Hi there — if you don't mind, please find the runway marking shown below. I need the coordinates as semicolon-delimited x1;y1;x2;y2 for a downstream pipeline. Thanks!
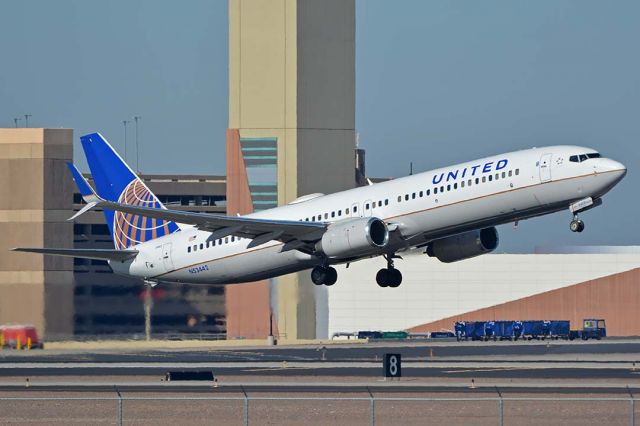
444;367;537;373
241;367;318;372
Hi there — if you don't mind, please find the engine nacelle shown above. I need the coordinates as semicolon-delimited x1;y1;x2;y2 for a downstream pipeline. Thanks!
426;227;499;263
316;217;389;258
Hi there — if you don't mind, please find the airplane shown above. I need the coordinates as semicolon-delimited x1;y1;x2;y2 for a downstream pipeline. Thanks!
14;133;626;288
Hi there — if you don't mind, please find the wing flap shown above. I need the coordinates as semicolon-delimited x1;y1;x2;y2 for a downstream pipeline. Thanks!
12;248;138;262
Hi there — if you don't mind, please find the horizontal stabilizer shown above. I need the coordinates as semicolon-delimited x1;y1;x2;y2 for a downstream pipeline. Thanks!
12;247;138;262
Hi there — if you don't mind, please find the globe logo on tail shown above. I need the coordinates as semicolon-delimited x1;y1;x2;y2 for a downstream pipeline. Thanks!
113;179;178;249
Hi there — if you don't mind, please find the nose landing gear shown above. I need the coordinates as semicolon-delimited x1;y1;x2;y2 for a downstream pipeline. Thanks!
376;254;403;288
570;217;585;233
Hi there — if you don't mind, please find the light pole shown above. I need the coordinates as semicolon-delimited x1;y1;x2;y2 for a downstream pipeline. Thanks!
13;118;21;128
122;120;130;162
133;116;141;172
24;114;32;128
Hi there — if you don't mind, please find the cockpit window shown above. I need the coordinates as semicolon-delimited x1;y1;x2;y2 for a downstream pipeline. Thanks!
570;152;600;163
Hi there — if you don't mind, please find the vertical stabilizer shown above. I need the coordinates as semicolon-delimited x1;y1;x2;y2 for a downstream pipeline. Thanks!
80;132;180;249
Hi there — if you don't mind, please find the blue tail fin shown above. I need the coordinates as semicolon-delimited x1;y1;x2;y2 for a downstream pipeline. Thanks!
80;132;180;250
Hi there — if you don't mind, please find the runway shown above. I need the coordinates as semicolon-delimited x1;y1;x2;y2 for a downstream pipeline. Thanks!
2;340;640;425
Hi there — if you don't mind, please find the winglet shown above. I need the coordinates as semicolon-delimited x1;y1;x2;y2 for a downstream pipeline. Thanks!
66;162;103;221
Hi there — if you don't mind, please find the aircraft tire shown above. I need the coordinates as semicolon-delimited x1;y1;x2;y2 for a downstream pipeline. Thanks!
376;269;389;287
388;269;402;288
311;266;327;286
324;267;338;286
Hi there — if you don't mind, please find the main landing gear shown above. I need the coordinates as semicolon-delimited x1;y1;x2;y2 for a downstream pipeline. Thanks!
311;265;337;286
376;254;402;288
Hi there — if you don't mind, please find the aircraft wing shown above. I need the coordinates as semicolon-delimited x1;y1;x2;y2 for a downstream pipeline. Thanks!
66;162;326;248
12;248;138;262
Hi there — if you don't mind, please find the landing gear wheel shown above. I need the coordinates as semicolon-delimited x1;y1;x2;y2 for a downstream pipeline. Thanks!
376;269;389;287
388;269;402;288
324;267;338;286
311;266;327;286
311;266;338;286
570;219;585;233
376;268;402;288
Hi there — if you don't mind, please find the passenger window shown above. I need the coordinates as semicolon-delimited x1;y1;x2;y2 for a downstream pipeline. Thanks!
405;194;409;201
434;187;438;194
482;176;486;183
384;199;389;206
447;185;451;191
200;243;204;250
489;175;493;182
468;179;472;186
346;208;350;215
440;186;444;193
331;211;336;218
218;239;222;245
213;240;216;246
502;172;506;178
454;183;458;189
187;246;191;253
426;189;430;196
193;245;197;252
495;173;499;180
475;178;480;184
206;241;210;248
515;169;520;176
412;193;416;199
225;237;228;244
338;210;342;216
419;191;423;197
354;206;359;212
508;170;513;177
461;181;465;188
231;237;235;242
324;213;328;219
397;196;402;202
378;200;382;207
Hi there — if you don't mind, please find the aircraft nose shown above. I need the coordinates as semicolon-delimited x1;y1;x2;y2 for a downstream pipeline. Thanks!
598;158;627;182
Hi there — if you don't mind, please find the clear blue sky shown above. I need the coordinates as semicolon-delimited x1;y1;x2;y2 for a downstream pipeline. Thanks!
1;1;638;251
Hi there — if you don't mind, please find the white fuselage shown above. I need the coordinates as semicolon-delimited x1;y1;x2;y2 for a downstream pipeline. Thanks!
110;145;626;284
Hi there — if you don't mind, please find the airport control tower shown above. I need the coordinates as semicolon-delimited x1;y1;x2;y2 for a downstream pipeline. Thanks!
226;0;356;340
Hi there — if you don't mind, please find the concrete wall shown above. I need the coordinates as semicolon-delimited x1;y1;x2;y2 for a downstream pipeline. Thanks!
227;0;355;340
0;129;74;337
325;251;640;337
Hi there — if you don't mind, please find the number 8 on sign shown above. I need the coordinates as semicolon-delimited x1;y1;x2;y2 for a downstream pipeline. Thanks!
384;353;402;378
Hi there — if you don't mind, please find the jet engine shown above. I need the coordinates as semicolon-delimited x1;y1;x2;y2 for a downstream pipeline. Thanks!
426;227;499;263
316;217;389;258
